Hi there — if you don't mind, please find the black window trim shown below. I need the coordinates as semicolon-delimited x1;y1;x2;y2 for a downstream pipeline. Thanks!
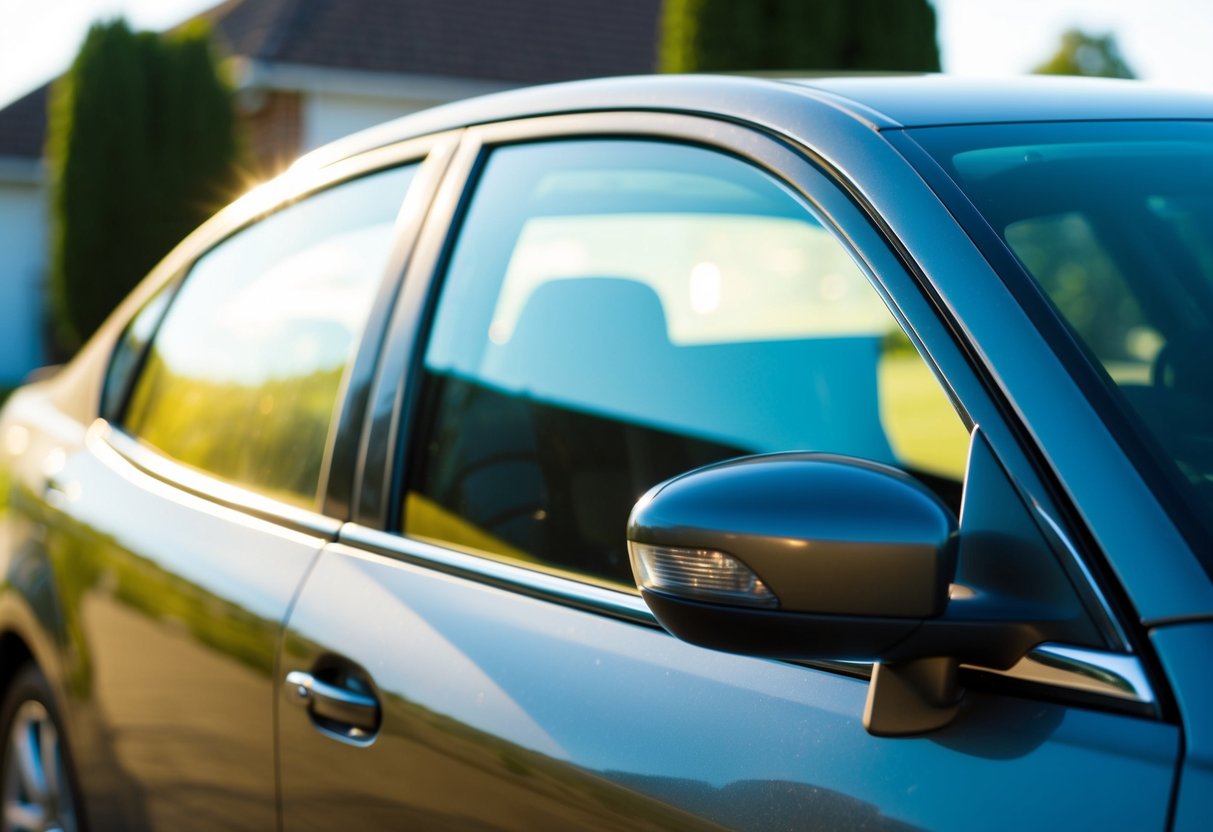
98;420;341;540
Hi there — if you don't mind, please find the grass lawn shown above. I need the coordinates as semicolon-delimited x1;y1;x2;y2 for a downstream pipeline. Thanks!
879;352;971;481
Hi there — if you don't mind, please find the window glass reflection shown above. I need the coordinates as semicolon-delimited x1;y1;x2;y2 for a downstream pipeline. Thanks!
1006;212;1160;383
408;141;966;587
124;165;416;508
912;123;1213;557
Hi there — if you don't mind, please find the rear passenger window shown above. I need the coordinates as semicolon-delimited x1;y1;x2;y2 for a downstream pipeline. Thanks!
121;164;417;508
406;140;967;587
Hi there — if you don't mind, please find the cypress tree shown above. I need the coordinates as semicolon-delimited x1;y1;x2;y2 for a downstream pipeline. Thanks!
660;0;940;74
47;18;240;354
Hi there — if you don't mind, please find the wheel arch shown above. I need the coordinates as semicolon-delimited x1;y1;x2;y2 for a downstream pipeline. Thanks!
0;630;34;694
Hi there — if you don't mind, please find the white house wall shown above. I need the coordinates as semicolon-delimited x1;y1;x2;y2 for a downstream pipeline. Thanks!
302;92;428;151
241;60;516;153
0;178;46;383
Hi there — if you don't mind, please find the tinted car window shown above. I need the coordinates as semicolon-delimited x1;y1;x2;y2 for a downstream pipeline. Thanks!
908;122;1213;560
405;140;967;587
1005;212;1160;382
122;164;417;508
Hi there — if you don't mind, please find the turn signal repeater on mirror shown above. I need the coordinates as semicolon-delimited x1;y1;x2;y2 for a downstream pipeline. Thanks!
628;542;780;608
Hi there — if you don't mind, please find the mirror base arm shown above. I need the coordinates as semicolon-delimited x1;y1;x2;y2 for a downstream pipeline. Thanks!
863;657;963;737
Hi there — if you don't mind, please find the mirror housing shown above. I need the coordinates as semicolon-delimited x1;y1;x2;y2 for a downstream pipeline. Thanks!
628;452;1057;736
629;453;957;620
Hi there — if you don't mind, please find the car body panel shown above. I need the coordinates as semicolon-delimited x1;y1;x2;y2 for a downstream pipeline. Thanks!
795;75;1213;126
0;414;327;830
1151;621;1213;831
278;536;1179;831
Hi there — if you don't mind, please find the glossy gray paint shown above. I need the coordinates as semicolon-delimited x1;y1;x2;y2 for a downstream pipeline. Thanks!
796;75;1213;126
280;537;1178;831
0;417;327;829
1150;622;1213;831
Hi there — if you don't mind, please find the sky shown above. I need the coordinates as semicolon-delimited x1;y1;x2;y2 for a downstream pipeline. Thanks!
0;0;1211;110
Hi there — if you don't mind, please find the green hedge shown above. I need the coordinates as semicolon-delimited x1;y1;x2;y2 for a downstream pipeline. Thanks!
661;0;940;73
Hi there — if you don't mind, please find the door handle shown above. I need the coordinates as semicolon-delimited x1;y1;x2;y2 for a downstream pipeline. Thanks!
285;670;380;736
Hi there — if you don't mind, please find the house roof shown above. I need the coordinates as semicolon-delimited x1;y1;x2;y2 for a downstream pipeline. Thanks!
203;0;660;84
0;85;51;161
0;0;661;160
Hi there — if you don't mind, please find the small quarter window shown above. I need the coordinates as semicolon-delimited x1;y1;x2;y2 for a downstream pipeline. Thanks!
101;282;178;421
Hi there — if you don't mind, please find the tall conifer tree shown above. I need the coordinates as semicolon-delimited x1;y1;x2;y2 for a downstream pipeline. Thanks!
47;18;240;353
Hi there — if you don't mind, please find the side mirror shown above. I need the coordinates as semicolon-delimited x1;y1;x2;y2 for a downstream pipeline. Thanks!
628;452;1053;736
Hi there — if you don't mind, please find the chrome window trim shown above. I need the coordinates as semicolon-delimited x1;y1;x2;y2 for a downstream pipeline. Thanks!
1032;505;1132;650
339;522;1158;711
338;522;656;626
975;644;1157;706
95;420;341;540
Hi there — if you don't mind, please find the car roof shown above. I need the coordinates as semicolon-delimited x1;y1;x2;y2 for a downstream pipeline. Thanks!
789;74;1213;127
296;74;1213;170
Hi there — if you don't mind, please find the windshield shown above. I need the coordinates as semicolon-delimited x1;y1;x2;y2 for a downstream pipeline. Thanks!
905;121;1213;554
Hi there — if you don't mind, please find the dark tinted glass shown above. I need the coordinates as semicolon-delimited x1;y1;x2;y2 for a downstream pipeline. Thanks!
123;164;416;508
406;140;966;587
909;121;1213;555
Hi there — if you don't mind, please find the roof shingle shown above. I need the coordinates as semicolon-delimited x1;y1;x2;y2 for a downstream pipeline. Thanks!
208;0;661;84
0;85;51;160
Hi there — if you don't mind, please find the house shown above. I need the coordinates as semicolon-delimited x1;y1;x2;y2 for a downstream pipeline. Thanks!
0;0;661;382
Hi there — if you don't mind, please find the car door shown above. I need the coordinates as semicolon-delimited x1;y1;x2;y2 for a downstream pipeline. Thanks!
7;143;446;830
276;114;1180;830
